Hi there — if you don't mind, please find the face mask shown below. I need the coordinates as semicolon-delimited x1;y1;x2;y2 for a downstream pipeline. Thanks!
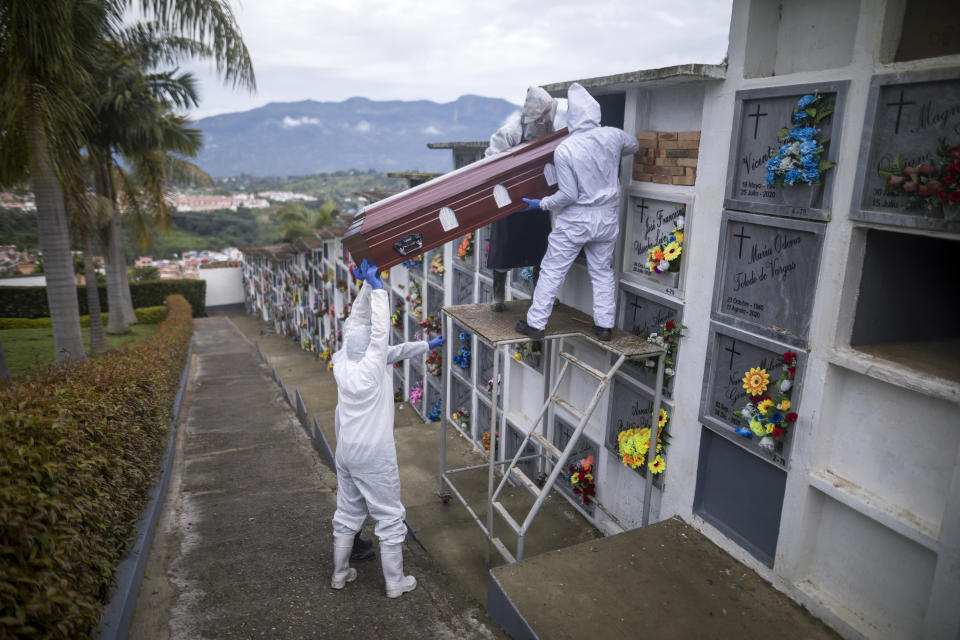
521;109;553;142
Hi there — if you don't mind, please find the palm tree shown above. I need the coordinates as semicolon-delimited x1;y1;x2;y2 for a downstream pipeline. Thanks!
277;201;339;242
0;0;122;364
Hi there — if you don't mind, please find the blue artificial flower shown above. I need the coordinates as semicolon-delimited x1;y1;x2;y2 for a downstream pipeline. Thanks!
766;170;777;185
802;167;821;183
770;413;784;423
796;94;817;109
785;169;801;185
668;235;676;243
458;332;469;340
799;140;819;156
790;127;818;141
801;154;819;170
792;110;809;123
766;157;781;172
735;427;754;439
778;143;794;156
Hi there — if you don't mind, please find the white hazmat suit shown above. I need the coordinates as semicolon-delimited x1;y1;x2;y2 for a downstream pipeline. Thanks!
330;281;427;596
525;83;639;331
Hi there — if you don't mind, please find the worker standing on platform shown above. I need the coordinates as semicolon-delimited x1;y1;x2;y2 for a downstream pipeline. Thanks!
330;259;444;597
515;83;638;342
484;86;567;312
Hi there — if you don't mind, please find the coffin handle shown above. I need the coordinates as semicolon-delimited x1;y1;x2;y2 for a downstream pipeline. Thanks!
393;233;424;256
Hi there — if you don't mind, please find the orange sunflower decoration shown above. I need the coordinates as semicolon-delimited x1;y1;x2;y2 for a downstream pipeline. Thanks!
742;366;770;396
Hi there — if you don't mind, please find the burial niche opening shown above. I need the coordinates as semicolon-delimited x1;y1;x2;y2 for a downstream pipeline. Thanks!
850;228;960;382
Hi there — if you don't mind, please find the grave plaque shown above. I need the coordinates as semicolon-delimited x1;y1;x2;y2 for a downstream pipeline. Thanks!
616;286;682;396
427;282;443;320
606;376;672;455
478;225;493;276
453;266;474;305
478;278;493;303
623;194;687;294
476;398;494;448
711;210;824;346
510;267;534;296
450;374;472;415
699;322;805;467
725;82;848;221
426;248;444;286
552;417;598;515
852;69;960;233
506;422;538;482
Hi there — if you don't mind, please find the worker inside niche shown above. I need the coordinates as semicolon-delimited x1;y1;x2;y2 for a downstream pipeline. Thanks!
483;86;567;311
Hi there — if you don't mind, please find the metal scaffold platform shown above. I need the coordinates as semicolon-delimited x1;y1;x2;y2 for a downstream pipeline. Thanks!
438;299;666;565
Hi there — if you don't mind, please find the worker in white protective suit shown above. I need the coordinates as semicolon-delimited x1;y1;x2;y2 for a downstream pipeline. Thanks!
330;259;444;597
515;83;639;342
484;86;567;312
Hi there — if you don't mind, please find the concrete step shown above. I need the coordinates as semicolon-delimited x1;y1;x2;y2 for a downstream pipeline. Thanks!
488;517;840;640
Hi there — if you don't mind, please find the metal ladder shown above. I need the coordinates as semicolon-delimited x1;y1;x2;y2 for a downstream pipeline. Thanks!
486;349;630;564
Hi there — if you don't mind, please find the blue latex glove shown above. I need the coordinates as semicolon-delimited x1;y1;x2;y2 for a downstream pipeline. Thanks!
351;258;370;280
520;197;541;212
428;335;445;349
365;264;384;290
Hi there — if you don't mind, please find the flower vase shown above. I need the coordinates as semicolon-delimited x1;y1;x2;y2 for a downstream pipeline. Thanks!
647;270;679;289
779;180;824;211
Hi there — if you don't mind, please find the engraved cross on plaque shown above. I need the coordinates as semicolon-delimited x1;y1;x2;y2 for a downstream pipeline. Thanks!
733;225;751;259
635;198;649;220
886;89;915;135
747;103;768;139
627;296;644;332
725;339;741;370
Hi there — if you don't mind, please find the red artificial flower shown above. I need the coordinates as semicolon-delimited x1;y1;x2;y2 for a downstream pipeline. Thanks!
750;395;763;404
665;321;675;330
785;412;798;422
940;191;948;201
950;191;960;203
787;367;796;379
573;487;581;495
782;351;797;363
772;427;783;438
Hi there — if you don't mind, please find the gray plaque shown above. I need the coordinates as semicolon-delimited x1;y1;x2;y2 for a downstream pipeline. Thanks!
453;266;474;305
478;277;493;303
426;248;444;286
510;266;534;295
699;322;806;468
623;195;687;294
478;225;493;276
426;282;443;321
711;210;824;346
852;69;960;233
453;233;476;270
616;285;682;396
450;374;472;415
725;82;848;220
476;397;495;449
606;376;670;487
505;422;538;482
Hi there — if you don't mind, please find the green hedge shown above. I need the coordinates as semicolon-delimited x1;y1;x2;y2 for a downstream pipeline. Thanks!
0;295;193;639
0;306;168;329
0;279;206;319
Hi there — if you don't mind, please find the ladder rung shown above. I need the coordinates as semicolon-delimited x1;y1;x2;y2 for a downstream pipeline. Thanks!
492;501;521;533
551;395;585;422
531;431;563;458
508;465;543;496
559;351;606;380
491;537;517;564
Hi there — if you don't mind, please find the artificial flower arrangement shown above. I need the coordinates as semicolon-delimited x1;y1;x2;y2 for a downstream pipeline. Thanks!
567;454;596;506
617;408;669;475
457;233;474;261
736;351;799;451
451;408;470;429
406;280;423;317
391;299;404;331
878;139;960;221
426;349;442;378
646;210;685;275
766;94;836;187
452;332;472;370
640;320;686;381
481;430;499;454
429;253;445;277
394;387;403;403
409;381;424;406
517;266;535;284
402;254;423;270
419;314;442;335
336;278;348;294
427;397;442;422
511;340;542;364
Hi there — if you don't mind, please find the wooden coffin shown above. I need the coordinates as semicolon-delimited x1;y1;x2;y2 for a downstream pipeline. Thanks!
343;128;567;270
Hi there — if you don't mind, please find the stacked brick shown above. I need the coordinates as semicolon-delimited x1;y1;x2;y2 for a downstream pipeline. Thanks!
632;130;701;186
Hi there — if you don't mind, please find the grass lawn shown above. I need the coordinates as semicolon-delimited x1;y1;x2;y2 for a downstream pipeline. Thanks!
2;324;158;379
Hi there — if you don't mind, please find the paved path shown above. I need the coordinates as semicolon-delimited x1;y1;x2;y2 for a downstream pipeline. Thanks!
131;317;500;639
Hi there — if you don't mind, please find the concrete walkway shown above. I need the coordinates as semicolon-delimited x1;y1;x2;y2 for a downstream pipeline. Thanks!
130;316;503;639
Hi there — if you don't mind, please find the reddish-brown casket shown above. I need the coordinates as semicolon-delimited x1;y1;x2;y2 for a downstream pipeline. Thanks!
342;128;567;270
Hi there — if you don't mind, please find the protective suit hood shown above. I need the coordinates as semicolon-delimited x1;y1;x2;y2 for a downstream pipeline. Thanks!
521;85;556;141
566;83;600;134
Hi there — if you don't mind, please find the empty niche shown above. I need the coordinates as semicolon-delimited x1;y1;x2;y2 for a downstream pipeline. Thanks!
850;229;960;383
493;184;512;208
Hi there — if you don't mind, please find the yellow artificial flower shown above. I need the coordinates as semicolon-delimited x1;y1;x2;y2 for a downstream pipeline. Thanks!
766;423;775;434
749;417;765;438
674;231;684;243
757;398;775;415
658;408;669;427
570;472;580;484
663;241;682;261
584;473;594;482
649;455;666;474
742;367;770;395
513;352;522;361
779;399;791;411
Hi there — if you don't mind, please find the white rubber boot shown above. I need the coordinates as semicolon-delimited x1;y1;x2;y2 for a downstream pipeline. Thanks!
331;533;358;589
380;542;417;598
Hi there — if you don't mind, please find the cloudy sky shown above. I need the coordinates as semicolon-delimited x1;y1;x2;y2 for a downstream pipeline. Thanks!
184;0;733;119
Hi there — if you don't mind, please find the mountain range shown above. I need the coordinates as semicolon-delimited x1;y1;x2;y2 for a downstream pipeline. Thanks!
191;95;519;178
